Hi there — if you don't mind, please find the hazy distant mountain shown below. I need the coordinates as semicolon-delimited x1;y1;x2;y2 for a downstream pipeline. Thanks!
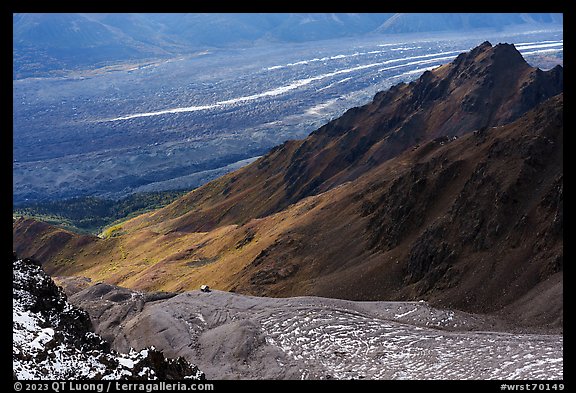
376;13;563;34
13;13;562;78
13;13;184;77
262;13;395;42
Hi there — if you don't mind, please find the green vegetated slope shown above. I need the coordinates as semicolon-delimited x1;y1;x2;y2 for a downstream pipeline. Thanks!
13;190;187;235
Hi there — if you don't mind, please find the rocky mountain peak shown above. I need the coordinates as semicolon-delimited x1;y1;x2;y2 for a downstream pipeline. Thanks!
446;41;529;82
460;40;526;63
470;40;493;54
492;42;527;60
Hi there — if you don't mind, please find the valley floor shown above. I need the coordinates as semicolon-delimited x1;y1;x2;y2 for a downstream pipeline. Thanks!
59;280;563;380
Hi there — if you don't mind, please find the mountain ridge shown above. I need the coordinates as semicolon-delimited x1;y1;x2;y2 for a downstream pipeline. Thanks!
13;42;563;330
116;41;562;234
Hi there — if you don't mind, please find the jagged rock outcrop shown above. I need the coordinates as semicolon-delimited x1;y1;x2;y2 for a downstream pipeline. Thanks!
13;253;205;380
